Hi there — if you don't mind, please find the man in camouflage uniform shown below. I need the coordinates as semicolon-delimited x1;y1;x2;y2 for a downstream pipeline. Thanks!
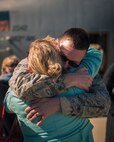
9;28;111;124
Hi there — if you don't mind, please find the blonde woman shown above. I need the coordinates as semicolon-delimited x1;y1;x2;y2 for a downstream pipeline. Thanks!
4;34;103;142
28;38;63;78
0;55;19;80
4;38;64;142
0;55;19;135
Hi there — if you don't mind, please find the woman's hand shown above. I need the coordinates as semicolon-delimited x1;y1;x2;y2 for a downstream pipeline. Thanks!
65;67;93;90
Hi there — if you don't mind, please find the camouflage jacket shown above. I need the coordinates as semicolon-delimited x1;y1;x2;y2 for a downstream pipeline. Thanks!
9;58;111;117
60;74;111;117
9;58;65;100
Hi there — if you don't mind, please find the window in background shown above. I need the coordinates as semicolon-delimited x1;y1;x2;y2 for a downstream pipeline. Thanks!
0;11;10;31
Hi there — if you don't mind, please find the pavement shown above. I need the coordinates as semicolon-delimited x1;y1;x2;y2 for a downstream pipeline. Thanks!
90;117;107;142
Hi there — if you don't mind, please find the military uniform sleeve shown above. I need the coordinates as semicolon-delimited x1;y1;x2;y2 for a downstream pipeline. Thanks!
9;58;65;101
60;74;111;117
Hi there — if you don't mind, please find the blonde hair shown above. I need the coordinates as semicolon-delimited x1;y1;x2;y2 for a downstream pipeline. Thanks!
28;37;63;78
1;55;19;74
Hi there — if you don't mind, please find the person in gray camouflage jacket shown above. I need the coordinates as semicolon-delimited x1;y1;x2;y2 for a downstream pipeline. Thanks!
9;28;111;123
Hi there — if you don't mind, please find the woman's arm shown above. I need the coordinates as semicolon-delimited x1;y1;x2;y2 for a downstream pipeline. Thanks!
60;47;103;96
76;47;103;77
9;48;102;101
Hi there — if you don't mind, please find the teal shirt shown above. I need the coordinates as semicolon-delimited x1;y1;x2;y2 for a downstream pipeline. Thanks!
4;48;102;142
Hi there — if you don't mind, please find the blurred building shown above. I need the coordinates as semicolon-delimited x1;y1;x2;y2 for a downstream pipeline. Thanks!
0;0;114;73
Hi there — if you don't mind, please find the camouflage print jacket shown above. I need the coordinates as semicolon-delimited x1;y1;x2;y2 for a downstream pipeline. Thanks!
9;58;111;117
9;58;65;101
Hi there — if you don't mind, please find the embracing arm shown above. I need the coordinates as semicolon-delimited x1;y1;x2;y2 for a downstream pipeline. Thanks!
25;74;110;124
9;58;65;101
60;74;111;117
9;58;92;101
78;47;103;77
9;48;101;101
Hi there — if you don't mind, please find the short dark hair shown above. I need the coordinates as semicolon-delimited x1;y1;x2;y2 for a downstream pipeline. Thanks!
62;28;90;50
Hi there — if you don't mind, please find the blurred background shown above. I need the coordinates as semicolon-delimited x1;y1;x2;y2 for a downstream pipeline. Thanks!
0;0;114;141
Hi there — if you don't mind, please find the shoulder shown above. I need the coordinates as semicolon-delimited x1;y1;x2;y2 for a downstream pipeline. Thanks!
16;58;28;68
87;47;102;56
5;89;30;113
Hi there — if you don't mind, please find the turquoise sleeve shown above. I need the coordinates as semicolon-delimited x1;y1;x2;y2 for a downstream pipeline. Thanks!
78;47;103;77
3;89;13;113
61;48;103;97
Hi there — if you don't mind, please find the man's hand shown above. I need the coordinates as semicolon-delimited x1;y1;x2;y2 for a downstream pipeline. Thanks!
64;67;93;90
25;97;60;126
